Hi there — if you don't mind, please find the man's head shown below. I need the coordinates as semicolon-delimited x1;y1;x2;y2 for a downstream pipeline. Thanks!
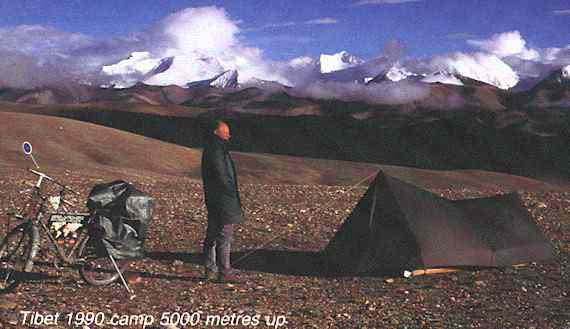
213;120;231;141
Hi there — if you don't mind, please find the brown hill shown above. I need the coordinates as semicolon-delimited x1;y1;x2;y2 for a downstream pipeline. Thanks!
0;111;563;191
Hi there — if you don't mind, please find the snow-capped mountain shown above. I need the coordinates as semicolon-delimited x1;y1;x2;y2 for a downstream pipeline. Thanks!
102;52;226;88
523;65;570;108
532;65;570;88
102;48;529;93
562;65;570;80
367;65;421;84
421;71;464;86
187;70;239;89
319;51;363;74
442;55;519;90
210;70;238;88
149;56;174;76
102;52;163;88
240;78;291;91
143;55;224;87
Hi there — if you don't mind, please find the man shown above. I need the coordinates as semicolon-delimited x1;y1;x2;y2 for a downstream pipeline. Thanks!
201;119;244;283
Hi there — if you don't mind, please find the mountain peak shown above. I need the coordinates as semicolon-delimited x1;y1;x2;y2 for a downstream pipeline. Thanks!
366;65;419;84
562;65;570;80
319;51;363;74
385;65;417;82
421;70;464;86
210;70;239;88
187;69;239;89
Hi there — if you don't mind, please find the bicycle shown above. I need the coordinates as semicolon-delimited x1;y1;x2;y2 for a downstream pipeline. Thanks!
0;169;129;293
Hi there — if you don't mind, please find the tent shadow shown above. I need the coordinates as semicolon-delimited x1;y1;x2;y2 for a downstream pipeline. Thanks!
146;251;201;264
147;250;401;278
235;250;403;278
233;250;403;278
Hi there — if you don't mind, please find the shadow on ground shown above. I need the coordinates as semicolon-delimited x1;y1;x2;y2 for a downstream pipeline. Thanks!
146;250;399;278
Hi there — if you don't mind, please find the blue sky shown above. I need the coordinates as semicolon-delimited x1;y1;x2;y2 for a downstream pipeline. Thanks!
1;0;569;61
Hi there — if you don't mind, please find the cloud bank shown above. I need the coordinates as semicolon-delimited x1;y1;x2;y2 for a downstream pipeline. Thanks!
0;7;568;96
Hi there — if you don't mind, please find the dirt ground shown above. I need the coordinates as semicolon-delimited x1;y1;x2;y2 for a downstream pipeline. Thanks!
0;168;569;329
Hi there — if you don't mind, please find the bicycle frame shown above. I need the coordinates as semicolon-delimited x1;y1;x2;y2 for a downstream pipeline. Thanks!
10;169;90;267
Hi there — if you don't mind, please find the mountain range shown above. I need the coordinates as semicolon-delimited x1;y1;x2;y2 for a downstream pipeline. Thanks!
1;63;568;112
0;54;568;183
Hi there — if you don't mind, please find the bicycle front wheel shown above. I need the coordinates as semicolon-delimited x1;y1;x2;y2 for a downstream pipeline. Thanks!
0;223;35;293
77;236;130;286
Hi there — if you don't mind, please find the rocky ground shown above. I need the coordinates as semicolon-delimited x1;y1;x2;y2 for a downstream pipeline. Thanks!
0;167;569;329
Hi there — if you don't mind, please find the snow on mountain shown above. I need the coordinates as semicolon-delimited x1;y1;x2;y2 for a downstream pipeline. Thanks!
102;51;227;88
366;65;421;84
240;77;291;91
562;64;570;80
210;70;238;88
102;52;160;76
319;51;363;74
143;55;224;87
385;66;417;82
439;53;519;90
421;71;464;86
188;70;239;89
101;52;163;88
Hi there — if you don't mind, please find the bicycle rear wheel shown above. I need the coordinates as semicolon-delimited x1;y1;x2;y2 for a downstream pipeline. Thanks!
0;223;34;293
77;236;129;286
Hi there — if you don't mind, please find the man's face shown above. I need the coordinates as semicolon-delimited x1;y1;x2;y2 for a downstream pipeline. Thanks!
214;122;231;141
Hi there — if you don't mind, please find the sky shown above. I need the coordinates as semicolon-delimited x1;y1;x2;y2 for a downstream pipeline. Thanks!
1;0;568;60
0;0;568;88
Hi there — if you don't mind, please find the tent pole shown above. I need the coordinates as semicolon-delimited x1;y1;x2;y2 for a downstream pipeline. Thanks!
404;268;459;277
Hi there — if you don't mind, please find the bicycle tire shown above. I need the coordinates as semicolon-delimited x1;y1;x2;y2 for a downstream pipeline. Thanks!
77;235;130;286
0;223;37;293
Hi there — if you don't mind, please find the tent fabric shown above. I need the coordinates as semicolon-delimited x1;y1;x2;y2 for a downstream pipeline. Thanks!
86;180;154;259
322;171;554;274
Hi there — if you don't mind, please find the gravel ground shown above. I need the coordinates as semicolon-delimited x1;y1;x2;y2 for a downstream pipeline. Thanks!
0;168;568;329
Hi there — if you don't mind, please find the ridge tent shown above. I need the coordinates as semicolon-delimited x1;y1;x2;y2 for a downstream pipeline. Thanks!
322;171;554;274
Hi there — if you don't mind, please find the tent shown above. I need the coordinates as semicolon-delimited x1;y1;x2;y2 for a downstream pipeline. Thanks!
322;171;554;274
87;180;154;260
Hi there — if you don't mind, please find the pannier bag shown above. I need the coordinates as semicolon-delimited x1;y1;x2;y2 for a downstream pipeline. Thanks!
86;180;154;259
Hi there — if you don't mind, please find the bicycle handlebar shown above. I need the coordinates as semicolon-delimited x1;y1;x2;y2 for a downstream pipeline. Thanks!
28;169;79;194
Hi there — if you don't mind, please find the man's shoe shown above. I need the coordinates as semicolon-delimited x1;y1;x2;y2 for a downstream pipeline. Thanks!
217;272;240;283
203;269;218;281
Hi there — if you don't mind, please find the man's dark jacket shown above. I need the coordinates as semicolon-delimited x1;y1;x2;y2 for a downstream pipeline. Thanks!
201;136;244;224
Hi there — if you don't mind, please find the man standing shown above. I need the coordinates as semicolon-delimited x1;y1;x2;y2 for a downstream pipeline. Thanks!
201;120;244;283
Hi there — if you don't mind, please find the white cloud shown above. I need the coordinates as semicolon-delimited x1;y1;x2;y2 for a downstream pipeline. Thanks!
467;31;539;61
153;7;240;57
300;80;430;105
0;25;93;57
246;17;338;31
306;17;339;25
552;9;570;15
0;24;144;87
354;0;422;5
104;6;291;87
289;56;317;68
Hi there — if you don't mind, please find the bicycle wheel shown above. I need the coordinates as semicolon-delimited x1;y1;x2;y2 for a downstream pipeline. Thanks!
0;223;34;292
77;236;129;286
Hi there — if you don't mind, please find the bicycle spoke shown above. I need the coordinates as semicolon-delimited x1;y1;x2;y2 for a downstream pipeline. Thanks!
0;225;32;291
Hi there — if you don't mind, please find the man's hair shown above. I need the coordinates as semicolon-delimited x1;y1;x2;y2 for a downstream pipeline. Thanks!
203;119;227;137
